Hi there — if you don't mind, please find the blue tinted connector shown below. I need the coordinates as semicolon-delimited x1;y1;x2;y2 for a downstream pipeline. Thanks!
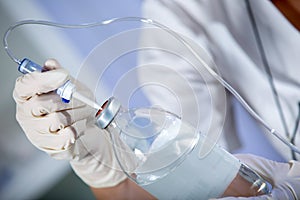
18;58;76;103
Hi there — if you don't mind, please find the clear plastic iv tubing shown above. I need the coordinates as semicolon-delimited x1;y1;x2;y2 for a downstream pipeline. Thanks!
3;17;300;154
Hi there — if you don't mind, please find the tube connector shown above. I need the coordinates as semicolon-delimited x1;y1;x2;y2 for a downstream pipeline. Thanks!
238;164;272;195
18;58;76;103
18;58;43;73
56;80;76;103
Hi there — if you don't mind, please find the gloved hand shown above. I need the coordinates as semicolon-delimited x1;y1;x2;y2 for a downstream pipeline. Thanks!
213;154;300;200
13;59;136;188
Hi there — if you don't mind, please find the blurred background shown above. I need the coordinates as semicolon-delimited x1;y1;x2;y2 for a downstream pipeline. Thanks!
0;0;285;199
0;1;142;199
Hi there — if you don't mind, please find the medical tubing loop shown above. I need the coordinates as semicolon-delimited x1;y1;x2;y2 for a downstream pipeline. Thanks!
3;17;300;154
3;18;150;64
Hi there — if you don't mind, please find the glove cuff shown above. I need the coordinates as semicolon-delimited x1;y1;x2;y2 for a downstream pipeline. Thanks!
69;125;137;188
70;158;128;188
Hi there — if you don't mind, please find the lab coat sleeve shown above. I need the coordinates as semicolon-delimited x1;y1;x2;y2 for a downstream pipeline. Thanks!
139;0;300;161
211;0;300;161
202;0;300;161
137;0;241;153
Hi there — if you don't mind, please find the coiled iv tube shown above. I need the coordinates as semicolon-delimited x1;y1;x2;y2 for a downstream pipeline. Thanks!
3;16;300;154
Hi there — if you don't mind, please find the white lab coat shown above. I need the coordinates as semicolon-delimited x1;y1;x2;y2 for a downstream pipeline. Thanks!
137;0;300;160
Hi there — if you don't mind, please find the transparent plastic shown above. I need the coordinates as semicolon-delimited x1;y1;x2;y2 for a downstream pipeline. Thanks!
112;107;200;185
96;97;271;199
3;17;300;154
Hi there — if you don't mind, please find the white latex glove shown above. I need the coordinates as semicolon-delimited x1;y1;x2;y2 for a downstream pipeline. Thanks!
212;154;300;200
13;59;136;188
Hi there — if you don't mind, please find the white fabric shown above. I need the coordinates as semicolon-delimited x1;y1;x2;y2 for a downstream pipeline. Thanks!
138;0;300;161
13;59;136;188
138;0;300;198
213;154;300;199
142;134;241;199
